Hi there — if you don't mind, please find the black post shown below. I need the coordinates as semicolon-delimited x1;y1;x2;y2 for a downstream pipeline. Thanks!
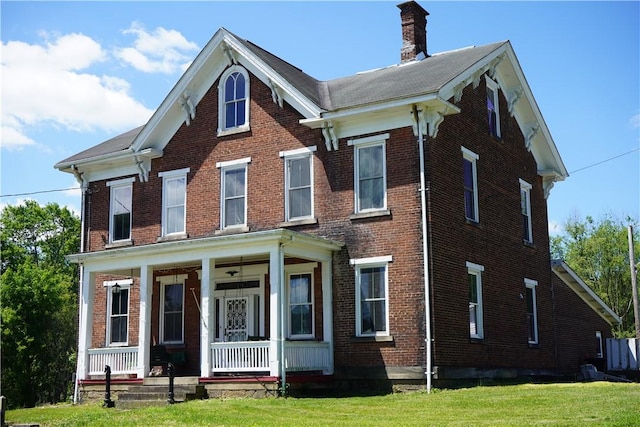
103;365;115;408
167;362;175;404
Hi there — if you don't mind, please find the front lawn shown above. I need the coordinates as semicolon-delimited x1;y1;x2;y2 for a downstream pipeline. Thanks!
6;382;640;426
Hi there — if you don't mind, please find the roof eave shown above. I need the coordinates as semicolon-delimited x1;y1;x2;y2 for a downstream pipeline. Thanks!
551;259;622;326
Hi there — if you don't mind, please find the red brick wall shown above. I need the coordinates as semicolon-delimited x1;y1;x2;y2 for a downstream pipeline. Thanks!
84;66;571;379
426;75;556;372
552;274;613;374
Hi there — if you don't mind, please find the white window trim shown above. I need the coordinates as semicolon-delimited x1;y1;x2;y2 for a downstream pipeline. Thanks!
486;76;501;138
285;262;318;339
348;134;389;214
286;270;315;340
280;147;316;222
107;178;135;244
462;147;480;223
520;179;533;243
218;65;251;136
351;255;392;337
158;274;188;345
595;331;603;358
217;158;251;229
158;168;190;237
103;279;133;347
466;262;485;339
525;278;538;344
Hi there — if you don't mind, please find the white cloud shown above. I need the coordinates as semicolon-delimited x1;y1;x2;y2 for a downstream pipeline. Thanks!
115;22;199;74
1;32;153;151
631;113;640;129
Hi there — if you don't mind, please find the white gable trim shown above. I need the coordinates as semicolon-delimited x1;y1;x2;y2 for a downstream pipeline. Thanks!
128;29;323;158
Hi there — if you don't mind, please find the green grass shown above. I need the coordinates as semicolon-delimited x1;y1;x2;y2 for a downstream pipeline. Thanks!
6;382;640;426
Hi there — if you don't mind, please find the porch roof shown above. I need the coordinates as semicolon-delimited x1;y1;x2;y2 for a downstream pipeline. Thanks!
67;229;344;267
551;259;621;326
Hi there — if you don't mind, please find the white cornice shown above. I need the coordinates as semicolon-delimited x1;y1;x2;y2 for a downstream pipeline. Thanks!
67;228;344;270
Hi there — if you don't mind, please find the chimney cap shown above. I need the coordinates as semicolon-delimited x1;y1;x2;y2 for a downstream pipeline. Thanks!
397;1;430;17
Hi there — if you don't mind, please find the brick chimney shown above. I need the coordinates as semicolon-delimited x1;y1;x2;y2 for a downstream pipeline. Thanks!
397;1;429;62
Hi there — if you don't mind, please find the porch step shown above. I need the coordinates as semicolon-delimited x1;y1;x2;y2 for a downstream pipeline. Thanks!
115;383;207;408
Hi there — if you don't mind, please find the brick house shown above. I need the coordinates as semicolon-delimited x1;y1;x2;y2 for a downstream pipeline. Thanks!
56;1;620;397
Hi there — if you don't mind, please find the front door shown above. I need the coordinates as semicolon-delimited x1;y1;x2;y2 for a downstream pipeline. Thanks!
224;296;248;342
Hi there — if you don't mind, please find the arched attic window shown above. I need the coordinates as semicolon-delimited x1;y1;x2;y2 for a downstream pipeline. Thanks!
218;65;250;136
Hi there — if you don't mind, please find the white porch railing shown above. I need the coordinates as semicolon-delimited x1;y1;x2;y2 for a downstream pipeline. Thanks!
211;341;271;372
210;341;331;373
285;341;331;371
88;346;139;375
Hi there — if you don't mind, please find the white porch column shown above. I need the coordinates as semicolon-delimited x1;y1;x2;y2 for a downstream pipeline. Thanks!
76;269;95;381
321;259;334;375
136;264;152;379
200;257;215;377
269;245;281;377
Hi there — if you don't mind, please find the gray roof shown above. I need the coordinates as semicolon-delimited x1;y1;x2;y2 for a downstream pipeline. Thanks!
57;125;143;166
56;32;506;167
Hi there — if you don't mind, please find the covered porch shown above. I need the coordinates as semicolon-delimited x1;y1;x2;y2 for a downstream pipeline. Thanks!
71;229;343;385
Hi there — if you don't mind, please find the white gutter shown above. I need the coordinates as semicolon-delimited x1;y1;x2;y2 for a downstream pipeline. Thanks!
70;165;87;404
414;106;433;392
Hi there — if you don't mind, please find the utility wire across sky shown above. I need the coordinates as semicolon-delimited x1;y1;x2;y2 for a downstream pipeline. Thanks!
1;147;639;199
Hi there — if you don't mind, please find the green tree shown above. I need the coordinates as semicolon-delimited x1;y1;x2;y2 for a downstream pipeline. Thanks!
0;201;80;408
551;213;639;337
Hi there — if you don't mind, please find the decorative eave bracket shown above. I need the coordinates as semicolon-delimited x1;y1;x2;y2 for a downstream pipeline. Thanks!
322;121;338;151
178;90;196;126
134;155;150;182
487;53;506;79
507;85;524;116
412;102;459;138
525;122;540;152
222;41;238;65
268;78;284;108
539;170;563;199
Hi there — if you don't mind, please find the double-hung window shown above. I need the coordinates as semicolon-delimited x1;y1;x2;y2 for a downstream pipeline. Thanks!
288;273;314;338
105;279;132;346
218;65;250;135
280;146;316;222
159;274;187;344
159;168;189;237
107;178;134;243
486;76;501;138
462;147;479;222
595;331;603;358
217;157;250;229
525;278;538;344
467;262;484;339
520;179;533;243
348;134;388;213
351;255;392;337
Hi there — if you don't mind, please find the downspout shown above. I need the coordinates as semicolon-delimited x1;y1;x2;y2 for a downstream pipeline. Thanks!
70;165;87;404
414;106;433;393
279;237;295;396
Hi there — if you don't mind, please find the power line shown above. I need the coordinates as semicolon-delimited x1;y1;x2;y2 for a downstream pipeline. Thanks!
0;187;79;198
570;147;640;174
2;147;638;198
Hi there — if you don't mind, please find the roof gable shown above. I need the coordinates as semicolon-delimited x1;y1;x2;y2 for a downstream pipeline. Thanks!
56;28;567;191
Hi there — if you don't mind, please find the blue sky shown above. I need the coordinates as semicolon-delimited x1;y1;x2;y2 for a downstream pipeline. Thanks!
1;1;639;234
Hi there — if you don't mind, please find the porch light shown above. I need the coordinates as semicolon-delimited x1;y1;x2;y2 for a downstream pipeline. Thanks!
112;283;121;294
226;270;239;277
